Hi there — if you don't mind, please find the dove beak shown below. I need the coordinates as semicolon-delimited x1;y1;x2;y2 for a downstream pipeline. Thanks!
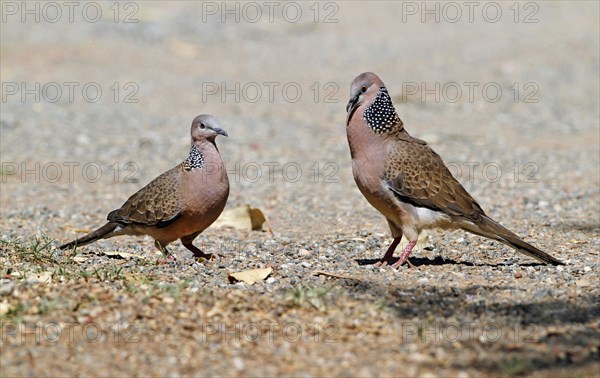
212;127;228;137
346;94;360;124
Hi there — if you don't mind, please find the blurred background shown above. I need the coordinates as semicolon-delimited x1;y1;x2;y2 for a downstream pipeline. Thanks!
1;2;599;377
2;1;598;238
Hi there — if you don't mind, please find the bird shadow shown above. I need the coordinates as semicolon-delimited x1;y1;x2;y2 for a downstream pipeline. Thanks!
355;256;547;267
355;256;470;267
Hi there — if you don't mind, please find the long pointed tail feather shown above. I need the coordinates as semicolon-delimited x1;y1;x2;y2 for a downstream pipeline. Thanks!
59;222;119;250
461;216;563;265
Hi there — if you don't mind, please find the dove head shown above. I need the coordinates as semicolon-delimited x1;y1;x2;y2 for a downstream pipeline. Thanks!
191;114;228;144
346;72;402;134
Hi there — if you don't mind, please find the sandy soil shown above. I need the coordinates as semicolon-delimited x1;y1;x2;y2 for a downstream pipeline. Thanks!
1;2;599;377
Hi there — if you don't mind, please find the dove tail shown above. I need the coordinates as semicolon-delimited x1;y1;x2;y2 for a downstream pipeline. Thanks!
59;222;119;250
462;216;563;265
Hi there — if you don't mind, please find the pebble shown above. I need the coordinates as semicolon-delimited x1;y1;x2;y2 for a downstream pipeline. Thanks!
232;358;245;370
576;279;591;287
514;271;523;279
534;288;553;299
0;281;15;296
0;301;12;316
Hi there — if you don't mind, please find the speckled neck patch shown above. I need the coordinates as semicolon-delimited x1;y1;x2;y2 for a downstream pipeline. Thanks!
184;145;204;170
363;86;401;134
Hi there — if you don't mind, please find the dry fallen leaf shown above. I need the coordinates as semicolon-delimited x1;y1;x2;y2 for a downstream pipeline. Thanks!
571;239;588;245
211;205;272;233
227;267;272;285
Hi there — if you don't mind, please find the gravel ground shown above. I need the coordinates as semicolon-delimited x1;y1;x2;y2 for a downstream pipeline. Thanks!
1;1;599;377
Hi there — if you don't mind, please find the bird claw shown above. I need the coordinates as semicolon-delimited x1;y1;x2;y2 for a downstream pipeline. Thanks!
194;252;217;261
373;259;393;268
390;258;415;269
372;255;416;269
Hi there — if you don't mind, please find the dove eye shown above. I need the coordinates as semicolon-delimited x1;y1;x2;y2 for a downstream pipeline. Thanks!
361;85;368;93
200;123;206;129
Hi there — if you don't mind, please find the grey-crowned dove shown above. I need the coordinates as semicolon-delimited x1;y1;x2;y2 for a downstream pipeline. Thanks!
60;114;229;259
345;72;563;267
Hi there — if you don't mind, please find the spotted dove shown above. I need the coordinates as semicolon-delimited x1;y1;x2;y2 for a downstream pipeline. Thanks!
60;114;229;259
345;72;562;267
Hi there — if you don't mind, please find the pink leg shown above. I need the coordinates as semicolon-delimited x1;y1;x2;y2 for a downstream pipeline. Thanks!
391;240;417;269
374;237;402;267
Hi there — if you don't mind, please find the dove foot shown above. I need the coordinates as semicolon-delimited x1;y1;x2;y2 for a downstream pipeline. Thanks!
193;253;216;261
374;257;416;269
154;240;177;259
182;241;215;261
390;240;417;269
372;237;401;268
